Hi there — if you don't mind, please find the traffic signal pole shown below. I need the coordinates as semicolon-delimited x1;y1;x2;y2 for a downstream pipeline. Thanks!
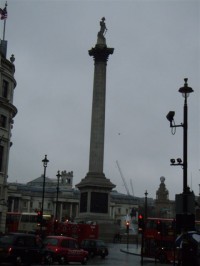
138;214;144;264
126;221;129;250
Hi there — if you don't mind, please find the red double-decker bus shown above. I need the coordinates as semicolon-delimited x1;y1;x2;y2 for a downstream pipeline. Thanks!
48;221;99;244
142;217;200;263
5;212;99;244
142;217;177;263
5;212;51;234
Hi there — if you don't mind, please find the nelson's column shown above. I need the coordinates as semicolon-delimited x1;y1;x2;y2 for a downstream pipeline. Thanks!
76;18;116;232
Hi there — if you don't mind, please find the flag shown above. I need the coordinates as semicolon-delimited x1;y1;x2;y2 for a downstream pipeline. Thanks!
0;7;7;20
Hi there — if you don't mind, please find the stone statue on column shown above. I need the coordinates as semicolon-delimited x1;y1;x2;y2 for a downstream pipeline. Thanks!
97;17;107;45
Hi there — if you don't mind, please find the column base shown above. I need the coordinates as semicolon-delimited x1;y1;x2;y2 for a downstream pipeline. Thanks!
76;172;115;190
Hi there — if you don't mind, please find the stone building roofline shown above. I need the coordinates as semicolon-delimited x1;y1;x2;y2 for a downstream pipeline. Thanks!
27;174;53;186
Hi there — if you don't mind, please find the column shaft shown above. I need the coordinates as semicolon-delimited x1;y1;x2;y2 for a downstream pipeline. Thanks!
89;61;107;173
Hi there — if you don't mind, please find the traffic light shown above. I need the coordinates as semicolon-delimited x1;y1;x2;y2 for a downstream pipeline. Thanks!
54;219;59;231
138;214;144;233
37;211;42;223
126;221;130;234
156;220;162;234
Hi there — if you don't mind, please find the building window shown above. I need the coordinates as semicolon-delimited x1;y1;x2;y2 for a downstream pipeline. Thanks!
23;201;27;208
0;146;4;172
2;80;9;98
0;115;6;128
118;208;121;214
47;203;51;209
12;198;19;212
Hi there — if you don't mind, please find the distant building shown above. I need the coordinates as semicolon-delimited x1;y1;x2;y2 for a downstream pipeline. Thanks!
5;173;179;235
7;171;79;221
154;176;175;218
110;190;140;226
0;40;18;233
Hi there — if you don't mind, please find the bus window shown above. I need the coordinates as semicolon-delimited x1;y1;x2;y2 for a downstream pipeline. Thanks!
18;213;51;233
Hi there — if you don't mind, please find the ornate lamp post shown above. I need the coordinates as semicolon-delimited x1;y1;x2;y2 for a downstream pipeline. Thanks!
41;155;49;233
55;170;61;221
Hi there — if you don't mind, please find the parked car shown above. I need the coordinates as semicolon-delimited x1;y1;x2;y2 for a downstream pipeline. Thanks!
43;235;89;264
80;239;108;258
0;232;52;266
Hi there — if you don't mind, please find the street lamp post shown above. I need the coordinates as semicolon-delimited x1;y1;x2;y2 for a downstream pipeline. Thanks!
144;190;148;223
166;78;193;221
55;170;61;221
41;154;49;234
179;78;193;196
141;191;148;265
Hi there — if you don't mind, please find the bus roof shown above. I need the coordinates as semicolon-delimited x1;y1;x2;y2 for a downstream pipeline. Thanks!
147;217;174;221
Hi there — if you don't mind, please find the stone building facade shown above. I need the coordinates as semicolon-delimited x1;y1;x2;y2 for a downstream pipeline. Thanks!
7;171;78;221
0;40;17;232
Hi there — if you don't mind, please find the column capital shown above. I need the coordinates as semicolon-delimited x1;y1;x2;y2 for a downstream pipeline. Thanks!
89;44;114;62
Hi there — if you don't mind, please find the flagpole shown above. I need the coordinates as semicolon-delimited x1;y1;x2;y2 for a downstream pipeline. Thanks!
2;1;7;41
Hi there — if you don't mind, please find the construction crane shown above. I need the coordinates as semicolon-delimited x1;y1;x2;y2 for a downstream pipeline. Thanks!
116;160;130;196
130;179;134;196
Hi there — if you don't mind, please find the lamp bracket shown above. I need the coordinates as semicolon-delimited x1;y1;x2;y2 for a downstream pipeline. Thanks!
170;123;183;128
170;163;184;166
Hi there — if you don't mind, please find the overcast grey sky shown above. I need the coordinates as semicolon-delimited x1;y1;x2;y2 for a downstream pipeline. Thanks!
3;0;199;200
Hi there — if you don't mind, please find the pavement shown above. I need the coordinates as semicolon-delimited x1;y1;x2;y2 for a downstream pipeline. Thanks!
120;244;141;256
120;245;167;265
